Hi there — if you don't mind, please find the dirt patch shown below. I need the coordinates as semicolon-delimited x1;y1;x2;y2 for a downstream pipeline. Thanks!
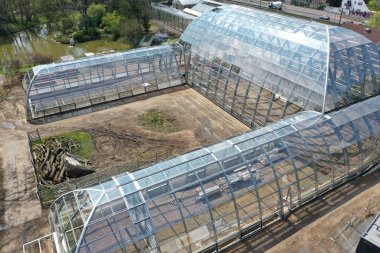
0;213;49;253
89;127;197;170
225;169;380;253
264;171;380;253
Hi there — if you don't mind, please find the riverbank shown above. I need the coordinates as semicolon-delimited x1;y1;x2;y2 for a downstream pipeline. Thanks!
0;24;132;64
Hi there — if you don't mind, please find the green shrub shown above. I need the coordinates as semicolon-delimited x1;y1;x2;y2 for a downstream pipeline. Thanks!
102;12;121;33
88;3;107;26
61;17;75;34
120;18;143;46
102;12;121;40
73;28;100;42
329;0;342;7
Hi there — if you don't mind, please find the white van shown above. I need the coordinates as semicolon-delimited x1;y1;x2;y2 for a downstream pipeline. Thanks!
268;1;283;10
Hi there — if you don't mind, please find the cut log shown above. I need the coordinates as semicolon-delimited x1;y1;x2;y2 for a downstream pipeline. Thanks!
39;176;52;187
32;135;93;185
53;167;61;183
49;163;58;180
39;147;51;170
45;161;53;176
57;167;66;183
37;167;46;179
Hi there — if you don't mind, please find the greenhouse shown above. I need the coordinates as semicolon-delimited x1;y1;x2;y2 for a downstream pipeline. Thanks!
44;95;380;253
151;3;195;33
173;0;202;10
22;4;380;253
23;45;182;122
180;5;380;127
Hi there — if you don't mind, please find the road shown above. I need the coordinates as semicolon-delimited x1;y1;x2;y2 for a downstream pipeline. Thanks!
218;0;365;24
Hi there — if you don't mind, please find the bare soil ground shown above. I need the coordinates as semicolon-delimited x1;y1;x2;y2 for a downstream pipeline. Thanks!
0;85;249;252
37;86;249;172
225;169;380;253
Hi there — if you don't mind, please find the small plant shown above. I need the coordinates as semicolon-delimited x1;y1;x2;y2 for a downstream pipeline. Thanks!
138;108;179;133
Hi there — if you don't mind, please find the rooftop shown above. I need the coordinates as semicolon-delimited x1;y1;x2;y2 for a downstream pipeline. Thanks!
362;212;380;249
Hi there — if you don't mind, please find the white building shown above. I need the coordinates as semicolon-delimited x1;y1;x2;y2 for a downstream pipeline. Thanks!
341;0;370;15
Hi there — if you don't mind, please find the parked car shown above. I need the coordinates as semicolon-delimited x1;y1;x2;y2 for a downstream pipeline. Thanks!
268;1;282;10
319;15;330;20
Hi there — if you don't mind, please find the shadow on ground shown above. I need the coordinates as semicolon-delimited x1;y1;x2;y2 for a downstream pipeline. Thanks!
224;169;380;253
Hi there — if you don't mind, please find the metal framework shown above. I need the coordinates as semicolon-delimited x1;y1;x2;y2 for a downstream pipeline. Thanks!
151;3;195;33
180;5;380;127
48;95;380;253
24;45;182;122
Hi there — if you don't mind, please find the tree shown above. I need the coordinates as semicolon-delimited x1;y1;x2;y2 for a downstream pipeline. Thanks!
368;0;380;10
369;12;380;27
368;0;380;27
329;0;343;7
120;18;143;46
102;12;121;33
87;3;106;26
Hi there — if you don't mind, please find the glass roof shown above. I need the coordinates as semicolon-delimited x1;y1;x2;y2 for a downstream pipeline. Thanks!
191;3;218;13
30;45;174;78
150;3;196;20
49;94;380;253
180;5;380;113
173;0;201;6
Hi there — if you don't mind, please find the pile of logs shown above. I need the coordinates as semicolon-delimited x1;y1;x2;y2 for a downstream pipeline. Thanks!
32;137;94;186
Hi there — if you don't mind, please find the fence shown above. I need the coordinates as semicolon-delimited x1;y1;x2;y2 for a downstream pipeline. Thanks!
329;196;380;253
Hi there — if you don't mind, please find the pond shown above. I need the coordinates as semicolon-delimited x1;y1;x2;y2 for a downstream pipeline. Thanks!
0;24;131;64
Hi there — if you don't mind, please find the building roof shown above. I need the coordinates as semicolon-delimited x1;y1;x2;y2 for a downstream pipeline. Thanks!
151;3;196;20
361;211;380;249
173;0;201;7
180;5;380;113
191;3;218;13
